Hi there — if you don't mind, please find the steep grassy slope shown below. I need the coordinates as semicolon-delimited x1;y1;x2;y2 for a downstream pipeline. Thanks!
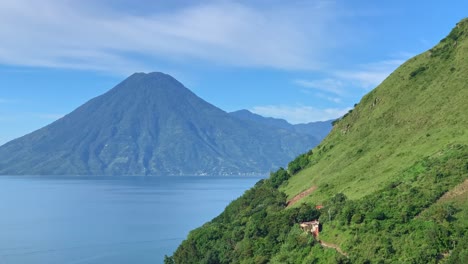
168;19;468;263
283;18;468;203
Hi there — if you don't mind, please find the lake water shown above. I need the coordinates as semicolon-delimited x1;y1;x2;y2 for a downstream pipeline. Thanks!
0;176;262;264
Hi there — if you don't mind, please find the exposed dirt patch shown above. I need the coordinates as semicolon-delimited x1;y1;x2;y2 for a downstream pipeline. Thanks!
438;179;468;202
319;240;348;257
417;179;468;218
286;186;317;207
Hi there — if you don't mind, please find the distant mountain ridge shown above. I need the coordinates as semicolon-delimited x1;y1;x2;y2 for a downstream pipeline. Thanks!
0;72;331;176
229;110;333;141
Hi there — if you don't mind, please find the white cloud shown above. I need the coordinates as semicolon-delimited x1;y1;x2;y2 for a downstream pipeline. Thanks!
314;93;342;103
328;97;342;103
0;0;348;74
335;59;406;89
294;78;346;96
335;71;389;89
294;58;408;101
250;105;351;124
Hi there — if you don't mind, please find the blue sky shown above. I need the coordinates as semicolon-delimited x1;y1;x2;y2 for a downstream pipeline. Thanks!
0;0;467;145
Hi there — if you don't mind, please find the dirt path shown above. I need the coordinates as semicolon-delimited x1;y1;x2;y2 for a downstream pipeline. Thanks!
416;179;468;218
438;179;468;202
319;240;348;257
286;186;317;207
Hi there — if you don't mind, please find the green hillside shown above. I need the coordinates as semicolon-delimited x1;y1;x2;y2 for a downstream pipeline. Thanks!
283;17;468;204
167;19;468;263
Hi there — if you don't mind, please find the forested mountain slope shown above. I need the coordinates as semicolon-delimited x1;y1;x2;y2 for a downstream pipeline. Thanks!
168;18;468;263
0;72;322;176
230;109;333;142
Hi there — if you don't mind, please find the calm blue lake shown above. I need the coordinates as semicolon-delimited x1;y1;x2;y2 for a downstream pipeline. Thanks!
0;175;262;264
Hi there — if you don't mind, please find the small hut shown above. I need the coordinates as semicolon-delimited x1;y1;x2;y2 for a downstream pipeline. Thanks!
299;220;320;238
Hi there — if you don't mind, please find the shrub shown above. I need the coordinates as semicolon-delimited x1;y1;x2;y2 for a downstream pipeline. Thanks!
269;168;290;188
410;66;428;78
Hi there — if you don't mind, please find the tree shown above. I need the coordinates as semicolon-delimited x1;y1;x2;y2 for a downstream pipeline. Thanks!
164;255;174;264
269;168;290;188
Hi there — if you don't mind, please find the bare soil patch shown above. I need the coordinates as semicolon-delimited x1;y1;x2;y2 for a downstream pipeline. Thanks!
438;179;468;202
286;186;317;207
319;240;348;257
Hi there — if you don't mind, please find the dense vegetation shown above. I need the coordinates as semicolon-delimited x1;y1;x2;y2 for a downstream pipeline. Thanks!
167;145;467;263
317;144;468;263
166;169;330;264
167;19;468;263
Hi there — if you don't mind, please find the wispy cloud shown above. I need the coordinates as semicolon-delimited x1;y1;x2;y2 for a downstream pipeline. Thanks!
0;0;352;74
294;78;346;96
251;105;351;124
335;59;406;89
294;57;408;102
315;93;342;104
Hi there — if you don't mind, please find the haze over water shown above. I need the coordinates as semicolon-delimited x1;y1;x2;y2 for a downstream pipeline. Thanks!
0;176;262;264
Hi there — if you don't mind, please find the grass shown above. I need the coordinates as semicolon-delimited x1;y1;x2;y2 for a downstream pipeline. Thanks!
168;18;468;264
282;19;468;204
